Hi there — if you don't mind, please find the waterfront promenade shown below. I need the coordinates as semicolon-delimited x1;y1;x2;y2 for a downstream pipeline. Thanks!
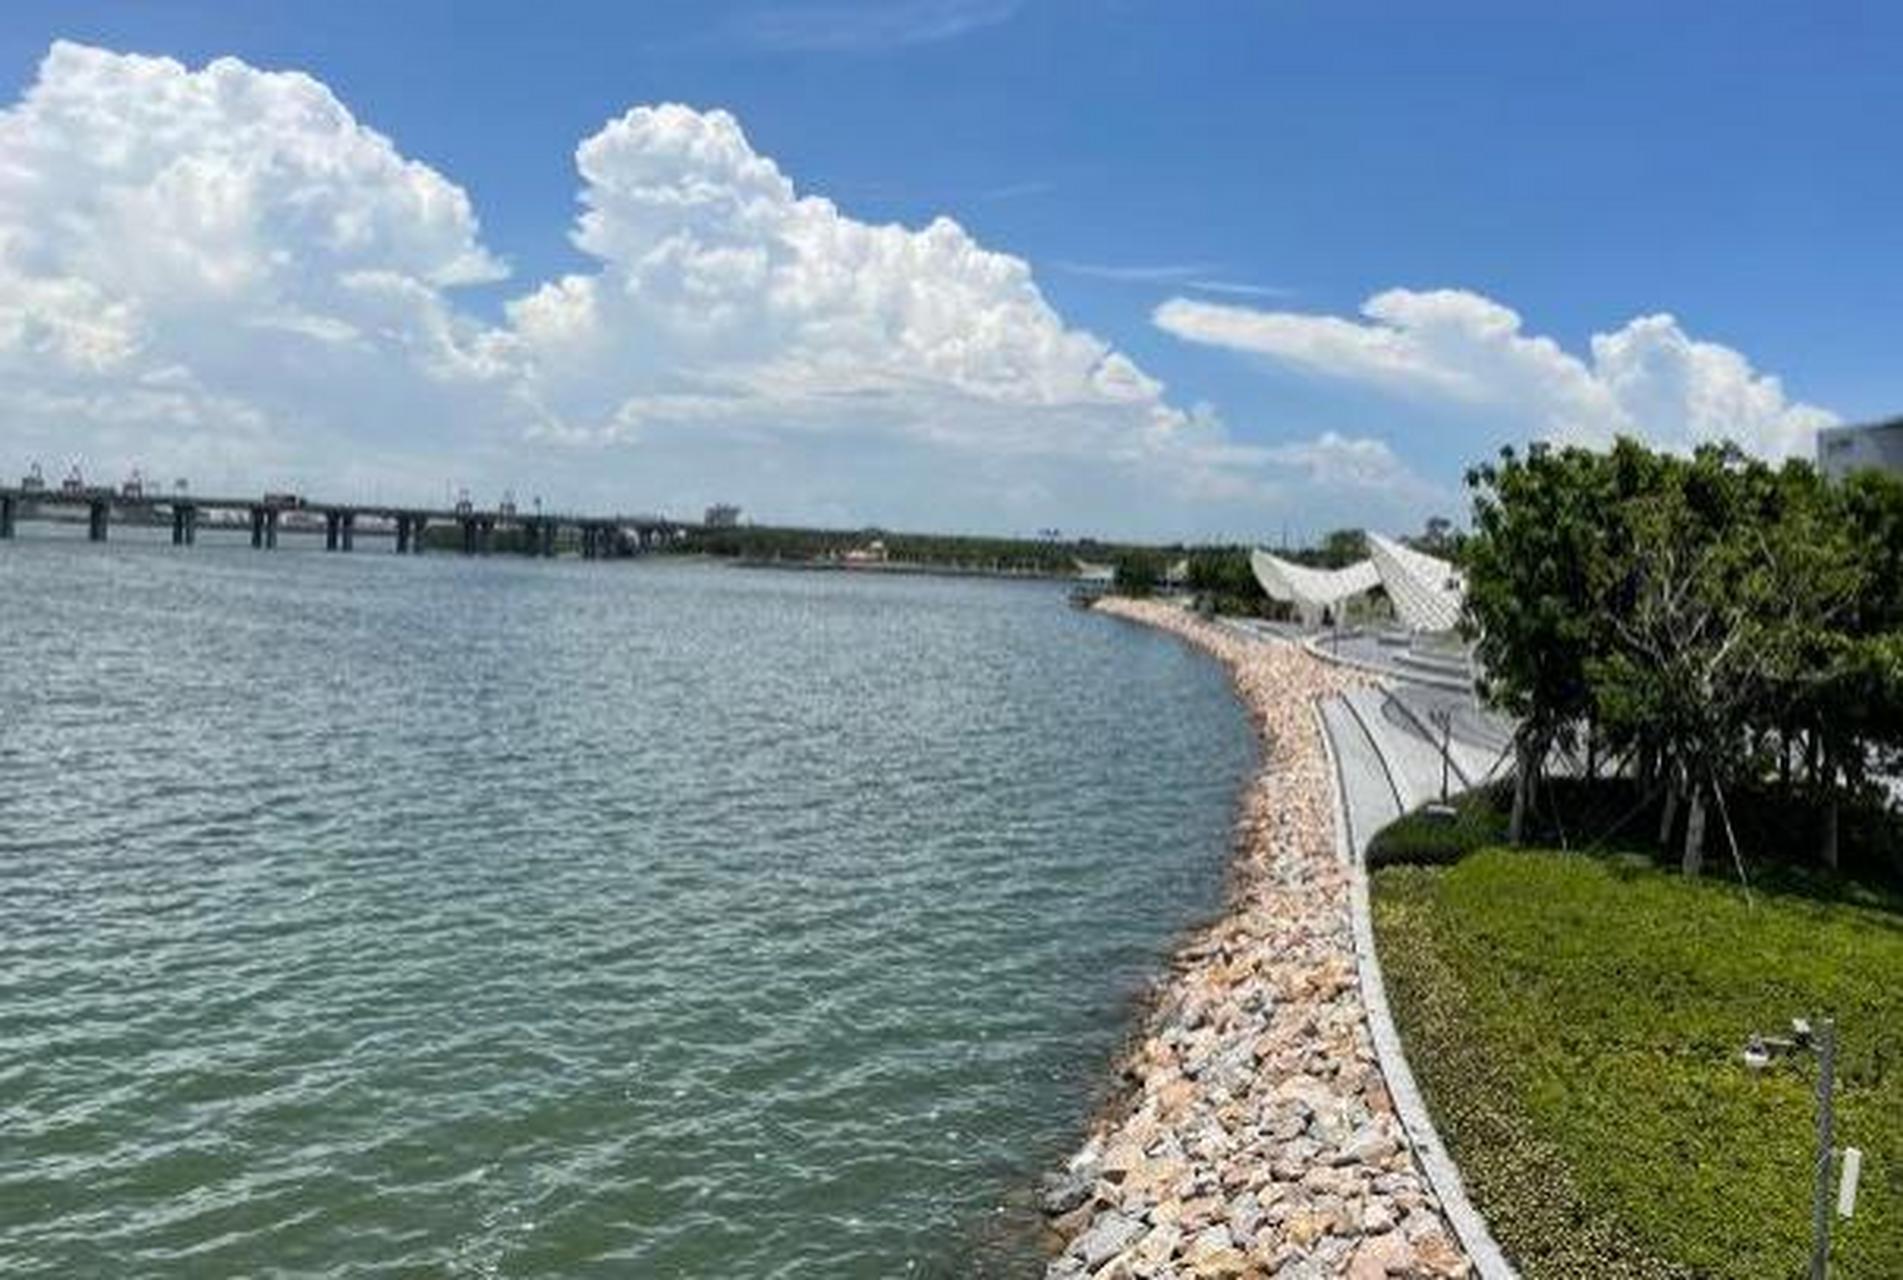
1042;600;1478;1279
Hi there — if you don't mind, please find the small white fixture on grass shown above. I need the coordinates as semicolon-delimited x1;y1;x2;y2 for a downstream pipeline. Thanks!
1838;1147;1861;1219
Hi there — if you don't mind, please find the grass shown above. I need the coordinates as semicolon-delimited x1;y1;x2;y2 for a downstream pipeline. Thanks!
1365;785;1508;869
1372;847;1903;1279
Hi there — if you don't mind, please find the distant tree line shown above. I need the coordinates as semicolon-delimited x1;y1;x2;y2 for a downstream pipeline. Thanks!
1461;437;1903;875
678;523;1146;576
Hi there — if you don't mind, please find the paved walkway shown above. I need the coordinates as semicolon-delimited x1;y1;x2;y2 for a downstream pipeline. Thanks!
1319;696;1404;854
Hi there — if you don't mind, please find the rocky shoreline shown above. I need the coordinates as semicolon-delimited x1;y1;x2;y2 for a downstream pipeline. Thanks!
1042;600;1470;1280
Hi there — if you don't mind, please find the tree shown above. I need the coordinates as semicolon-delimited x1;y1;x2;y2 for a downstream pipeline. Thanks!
1316;528;1368;569
1185;546;1267;614
1113;550;1163;597
1461;443;1611;842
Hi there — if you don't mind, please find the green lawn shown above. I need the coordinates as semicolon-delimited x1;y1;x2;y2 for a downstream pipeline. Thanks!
1373;848;1902;1278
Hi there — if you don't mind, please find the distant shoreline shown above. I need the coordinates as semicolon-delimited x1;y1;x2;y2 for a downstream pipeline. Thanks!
730;556;1071;581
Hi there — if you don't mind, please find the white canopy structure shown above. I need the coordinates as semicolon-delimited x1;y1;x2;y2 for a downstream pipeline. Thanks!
1366;533;1465;632
1249;536;1466;632
1074;558;1115;584
1249;549;1380;628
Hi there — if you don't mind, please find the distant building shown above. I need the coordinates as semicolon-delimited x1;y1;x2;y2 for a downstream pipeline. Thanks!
704;503;742;528
1818;418;1903;481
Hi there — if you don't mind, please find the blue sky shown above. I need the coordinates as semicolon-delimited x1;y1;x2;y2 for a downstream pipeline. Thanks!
0;2;1896;538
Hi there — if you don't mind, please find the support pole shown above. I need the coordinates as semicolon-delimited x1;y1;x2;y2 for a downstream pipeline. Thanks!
411;517;426;554
183;505;196;545
265;509;278;549
326;511;340;551
1811;1018;1837;1280
1;494;15;539
172;506;185;544
340;511;354;552
395;515;410;554
251;506;265;549
89;499;109;542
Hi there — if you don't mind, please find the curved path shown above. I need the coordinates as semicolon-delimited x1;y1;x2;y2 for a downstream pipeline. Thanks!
1318;690;1516;1280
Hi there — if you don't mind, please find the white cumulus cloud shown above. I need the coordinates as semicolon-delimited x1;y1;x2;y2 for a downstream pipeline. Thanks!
0;42;1642;538
1154;289;1837;460
0;41;510;490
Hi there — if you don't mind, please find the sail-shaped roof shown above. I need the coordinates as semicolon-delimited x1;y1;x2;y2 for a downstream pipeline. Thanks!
1250;549;1380;624
1367;532;1464;632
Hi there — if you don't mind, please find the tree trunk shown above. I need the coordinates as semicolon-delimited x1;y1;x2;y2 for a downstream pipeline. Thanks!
1658;778;1681;847
1682;784;1708;878
1820;798;1840;871
1509;737;1537;845
1779;734;1792;788
1586;727;1599;783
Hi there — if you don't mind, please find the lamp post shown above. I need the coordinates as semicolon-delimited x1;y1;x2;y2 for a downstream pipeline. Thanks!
1432;707;1454;803
1742;1016;1838;1279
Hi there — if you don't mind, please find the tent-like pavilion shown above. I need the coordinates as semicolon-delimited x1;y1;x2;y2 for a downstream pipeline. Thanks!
1366;533;1464;632
1249;536;1466;632
1249;549;1381;628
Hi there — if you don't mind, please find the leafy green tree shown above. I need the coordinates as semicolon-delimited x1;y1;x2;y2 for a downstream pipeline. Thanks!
1113;550;1163;597
1185;546;1267;614
1462;443;1612;842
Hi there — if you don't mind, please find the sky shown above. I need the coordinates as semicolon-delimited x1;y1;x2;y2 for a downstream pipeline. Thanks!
0;1;1897;541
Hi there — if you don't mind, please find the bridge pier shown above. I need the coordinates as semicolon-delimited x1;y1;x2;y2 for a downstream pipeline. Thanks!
581;525;597;560
460;518;477;555
325;511;341;551
340;511;355;551
170;504;197;545
395;515;410;554
410;516;426;554
478;518;494;555
88;499;109;542
541;520;557;557
266;509;278;548
1;494;14;539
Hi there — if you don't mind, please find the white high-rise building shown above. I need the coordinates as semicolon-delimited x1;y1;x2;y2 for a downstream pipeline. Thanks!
1818;418;1903;481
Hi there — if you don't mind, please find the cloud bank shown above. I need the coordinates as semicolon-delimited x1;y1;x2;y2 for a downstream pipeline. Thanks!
0;41;1429;536
0;43;1834;538
1154;290;1837;461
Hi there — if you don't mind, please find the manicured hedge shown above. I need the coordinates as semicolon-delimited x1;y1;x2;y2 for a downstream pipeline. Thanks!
1364;786;1508;869
1372;849;1902;1278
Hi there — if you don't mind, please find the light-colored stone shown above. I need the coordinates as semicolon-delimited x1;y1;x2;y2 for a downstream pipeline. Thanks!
1074;1212;1145;1270
1038;603;1473;1280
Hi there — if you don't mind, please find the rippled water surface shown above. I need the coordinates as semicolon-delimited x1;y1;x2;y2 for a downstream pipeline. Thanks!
0;530;1253;1277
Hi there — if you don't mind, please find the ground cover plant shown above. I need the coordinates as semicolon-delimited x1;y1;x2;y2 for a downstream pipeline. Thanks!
1373;848;1902;1278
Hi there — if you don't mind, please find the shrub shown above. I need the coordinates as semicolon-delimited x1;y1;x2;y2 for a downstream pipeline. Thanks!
1365;785;1509;869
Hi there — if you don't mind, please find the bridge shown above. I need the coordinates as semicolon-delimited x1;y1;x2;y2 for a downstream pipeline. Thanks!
0;486;688;560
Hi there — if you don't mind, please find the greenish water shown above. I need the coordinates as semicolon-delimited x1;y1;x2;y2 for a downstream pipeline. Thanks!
0;531;1253;1277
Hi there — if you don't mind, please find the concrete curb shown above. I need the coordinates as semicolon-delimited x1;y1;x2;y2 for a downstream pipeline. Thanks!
1304;634;1474;693
1313;699;1518;1280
